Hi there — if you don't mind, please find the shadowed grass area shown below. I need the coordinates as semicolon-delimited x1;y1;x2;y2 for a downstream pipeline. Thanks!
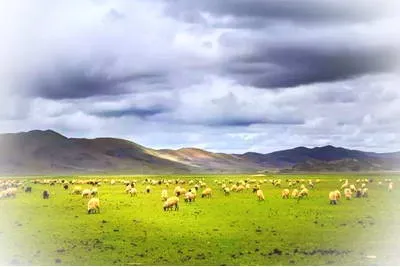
0;173;399;265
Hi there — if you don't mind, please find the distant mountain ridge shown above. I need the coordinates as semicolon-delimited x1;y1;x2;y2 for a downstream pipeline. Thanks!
0;129;399;175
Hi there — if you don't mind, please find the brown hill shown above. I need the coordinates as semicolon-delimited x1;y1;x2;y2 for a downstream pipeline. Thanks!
1;129;399;175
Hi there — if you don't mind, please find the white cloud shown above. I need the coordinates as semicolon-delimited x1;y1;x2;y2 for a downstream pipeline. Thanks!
1;0;400;154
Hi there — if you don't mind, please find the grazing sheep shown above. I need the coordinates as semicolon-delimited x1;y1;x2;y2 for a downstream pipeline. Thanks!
223;187;230;196
334;190;341;200
329;191;338;205
281;189;290;199
190;187;197;194
174;186;181;196
236;185;245;192
87;197;100;214
4;188;17;198
163;196;179;211
161;189;168;201
297;188;309;200
63;184;69;190
174;186;186;196
125;184;132;193
356;188;362;198
344;188;352;200
175;186;186;196
291;189;299;198
72;186;82;195
146;185;151;194
231;184;238;192
42;190;50;199
388;182;393;192
256;189;265;201
90;188;98;196
25;186;32;193
82;189;91;198
201;188;212;198
349;184;357;192
362;188;368;198
184;191;196;202
252;184;260;193
361;183;366;188
129;188;137;197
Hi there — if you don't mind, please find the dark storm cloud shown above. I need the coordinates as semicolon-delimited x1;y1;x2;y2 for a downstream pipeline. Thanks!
30;67;168;100
224;45;399;88
164;0;388;27
90;104;171;119
205;117;304;127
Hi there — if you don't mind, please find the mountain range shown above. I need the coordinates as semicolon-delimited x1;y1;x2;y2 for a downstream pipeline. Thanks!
0;129;399;175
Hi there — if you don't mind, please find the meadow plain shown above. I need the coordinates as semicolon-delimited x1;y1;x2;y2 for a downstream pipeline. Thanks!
0;173;399;266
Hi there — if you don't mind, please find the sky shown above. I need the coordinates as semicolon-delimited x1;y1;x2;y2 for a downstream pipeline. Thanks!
0;0;400;153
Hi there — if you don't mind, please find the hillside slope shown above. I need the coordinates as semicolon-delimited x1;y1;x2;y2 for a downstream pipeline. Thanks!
1;130;399;175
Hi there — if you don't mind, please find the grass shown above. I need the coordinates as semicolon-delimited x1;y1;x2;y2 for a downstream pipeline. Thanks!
0;173;399;265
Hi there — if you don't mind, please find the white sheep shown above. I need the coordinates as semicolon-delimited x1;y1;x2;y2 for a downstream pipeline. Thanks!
87;197;100;214
184;191;196;202
129;188;138;197
145;185;151;193
163;196;179;211
236;185;245;192
297;188;309;200
291;189;299;198
349;184;357;192
256;189;265;201
335;190;341;200
125;184;132;193
161;189;168;201
82;189;91;198
362;188;368;198
329;191;338;205
72;186;82;195
201;188;212;198
344;188;352;200
90;188;98;196
223;187;230;196
7;187;17;198
230;184;238;192
281;189;290;199
388;182;393;192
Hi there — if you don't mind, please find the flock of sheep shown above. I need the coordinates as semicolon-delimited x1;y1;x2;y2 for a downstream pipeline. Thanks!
0;176;395;214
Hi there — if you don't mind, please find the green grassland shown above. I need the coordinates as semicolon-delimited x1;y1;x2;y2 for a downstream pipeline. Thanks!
1;173;400;266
